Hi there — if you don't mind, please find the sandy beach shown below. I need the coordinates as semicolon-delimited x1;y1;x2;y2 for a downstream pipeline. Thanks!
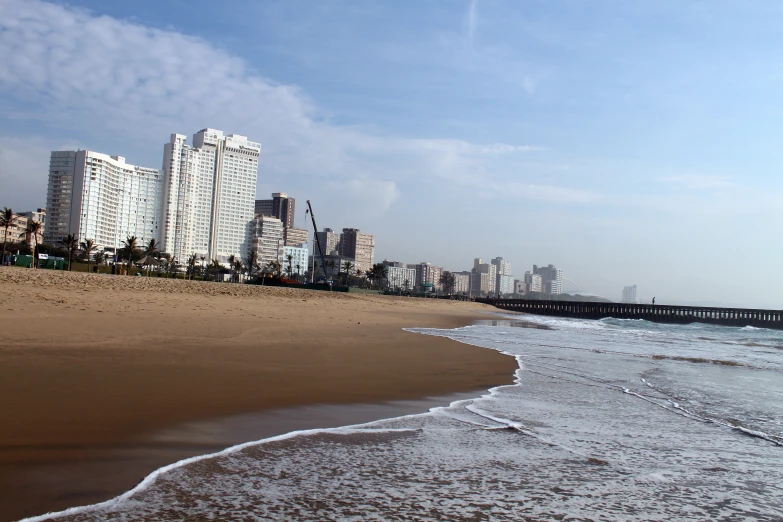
0;267;514;521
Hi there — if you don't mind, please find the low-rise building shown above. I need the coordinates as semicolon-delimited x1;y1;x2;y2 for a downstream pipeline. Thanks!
283;244;308;276
384;261;417;291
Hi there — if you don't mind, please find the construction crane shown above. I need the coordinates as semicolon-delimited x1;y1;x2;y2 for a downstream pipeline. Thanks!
306;200;329;283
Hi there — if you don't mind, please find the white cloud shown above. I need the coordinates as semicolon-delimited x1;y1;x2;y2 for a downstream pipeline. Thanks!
0;0;589;217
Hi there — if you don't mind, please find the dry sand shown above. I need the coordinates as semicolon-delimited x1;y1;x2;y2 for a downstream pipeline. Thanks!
0;267;514;521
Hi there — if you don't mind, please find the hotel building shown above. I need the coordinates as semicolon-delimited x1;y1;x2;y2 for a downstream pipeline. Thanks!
44;150;162;250
161;129;259;264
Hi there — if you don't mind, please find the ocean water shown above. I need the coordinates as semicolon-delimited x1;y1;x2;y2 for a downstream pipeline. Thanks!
25;314;783;521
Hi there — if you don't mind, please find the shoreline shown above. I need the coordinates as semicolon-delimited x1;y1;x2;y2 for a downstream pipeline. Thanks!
0;268;516;521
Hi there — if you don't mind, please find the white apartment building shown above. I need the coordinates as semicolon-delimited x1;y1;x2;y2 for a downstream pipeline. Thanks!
498;274;515;296
524;271;543;293
161;129;259;264
622;285;638;304
253;215;284;269
44;150;162;250
454;272;471;295
386;265;417;291
283;244;308;276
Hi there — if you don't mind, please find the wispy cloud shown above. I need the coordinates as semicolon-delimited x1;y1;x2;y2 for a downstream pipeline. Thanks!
655;174;735;190
0;0;589;218
466;0;478;44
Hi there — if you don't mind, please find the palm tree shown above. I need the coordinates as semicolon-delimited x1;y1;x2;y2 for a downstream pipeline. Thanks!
403;279;411;293
25;220;43;268
439;271;456;295
233;259;243;282
143;238;159;276
228;254;237;283
60;234;78;271
245;250;258;279
167;256;179;278
355;269;364;288
341;260;354;287
295;263;302;282
369;263;388;290
94;250;107;268
1;208;17;265
80;239;97;273
122;236;138;275
327;259;336;281
286;254;294;279
266;259;282;277
186;253;198;280
208;258;221;281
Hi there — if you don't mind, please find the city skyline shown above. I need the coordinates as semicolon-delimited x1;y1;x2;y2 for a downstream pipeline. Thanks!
1;0;781;308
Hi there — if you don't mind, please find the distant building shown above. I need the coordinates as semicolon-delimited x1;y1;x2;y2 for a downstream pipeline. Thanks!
309;252;353;281
524;271;543;294
384;261;417;291
409;262;442;291
285;226;308;247
514;279;524;295
45;150;162;250
533;264;563;295
255;193;295;229
473;258;497;295
283;244;308;276
498;274;515;296
339;228;375;273
454;272;472;295
0;211;45;247
252;216;284;269
622;285;638;304
314;228;341;256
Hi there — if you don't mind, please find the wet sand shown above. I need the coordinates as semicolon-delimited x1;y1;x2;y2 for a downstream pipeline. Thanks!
0;268;515;521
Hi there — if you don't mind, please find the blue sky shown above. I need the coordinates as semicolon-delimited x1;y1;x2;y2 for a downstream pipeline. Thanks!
0;0;781;307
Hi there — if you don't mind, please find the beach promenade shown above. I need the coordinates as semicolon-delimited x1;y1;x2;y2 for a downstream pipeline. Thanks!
0;268;515;521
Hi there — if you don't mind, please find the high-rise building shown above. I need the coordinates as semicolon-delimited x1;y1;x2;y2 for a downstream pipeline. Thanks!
252;215;284;269
44;150;162;249
454;272;472;295
384;261;417;291
409;262;442;290
339;228;375;273
622;285;638;304
524;271;543;294
472;259;497;295
492;257;512;296
161;129;259;264
533;264;563;295
498;274;515;296
255;193;295;229
314;228;341;256
283;244;308;276
285;226;308;247
254;199;273;217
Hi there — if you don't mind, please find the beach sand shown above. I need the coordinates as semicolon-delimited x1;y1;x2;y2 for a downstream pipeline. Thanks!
0;267;514;521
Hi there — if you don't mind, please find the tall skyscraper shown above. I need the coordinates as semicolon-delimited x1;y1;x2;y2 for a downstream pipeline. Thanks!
492;257;513;296
339;228;375;273
255;193;295;229
622;285;638;303
44;150;162;249
161;129;260;264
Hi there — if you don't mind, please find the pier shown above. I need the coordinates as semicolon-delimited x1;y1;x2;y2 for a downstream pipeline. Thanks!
475;299;783;330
